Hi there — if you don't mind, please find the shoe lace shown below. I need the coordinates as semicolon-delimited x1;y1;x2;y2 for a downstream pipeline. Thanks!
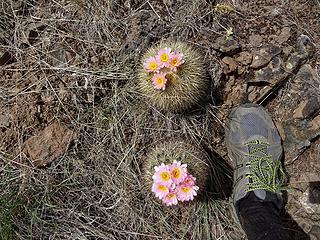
244;139;286;193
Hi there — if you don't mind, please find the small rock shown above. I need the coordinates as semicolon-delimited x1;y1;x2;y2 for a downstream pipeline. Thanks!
212;36;240;54
276;27;291;44
249;34;263;47
235;51;252;65
308;115;320;131
251;57;288;84
251;44;281;69
222;56;237;73
293;100;309;119
0;114;10;128
24;122;76;166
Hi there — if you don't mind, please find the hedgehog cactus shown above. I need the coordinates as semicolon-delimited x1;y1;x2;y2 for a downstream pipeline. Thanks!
138;41;209;112
143;140;211;205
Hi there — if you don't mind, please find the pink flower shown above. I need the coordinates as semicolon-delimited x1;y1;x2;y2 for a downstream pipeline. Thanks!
152;162;199;206
176;184;199;202
143;56;160;72
182;174;196;187
152;72;167;90
163;191;178;206
152;182;170;199
170;160;187;184
168;52;185;71
152;163;172;186
156;48;172;68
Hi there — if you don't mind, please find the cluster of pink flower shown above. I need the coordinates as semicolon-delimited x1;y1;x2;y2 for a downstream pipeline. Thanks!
143;48;185;91
152;160;199;206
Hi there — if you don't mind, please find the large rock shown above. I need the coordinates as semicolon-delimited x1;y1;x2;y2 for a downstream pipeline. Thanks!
24;122;76;166
270;64;320;164
251;57;288;84
285;35;315;73
250;44;281;69
247;35;316;104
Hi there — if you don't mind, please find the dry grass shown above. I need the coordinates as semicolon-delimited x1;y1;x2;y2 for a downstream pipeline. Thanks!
0;0;243;239
0;80;241;239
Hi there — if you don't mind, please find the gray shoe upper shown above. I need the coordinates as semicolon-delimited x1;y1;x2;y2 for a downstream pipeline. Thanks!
225;103;284;207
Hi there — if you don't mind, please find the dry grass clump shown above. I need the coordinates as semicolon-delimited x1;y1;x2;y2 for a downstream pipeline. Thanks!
0;194;17;240
0;81;242;239
0;3;14;43
143;140;211;195
138;41;209;113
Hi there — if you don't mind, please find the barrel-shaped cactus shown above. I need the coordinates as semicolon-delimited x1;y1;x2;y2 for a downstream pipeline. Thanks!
138;41;208;112
143;140;211;205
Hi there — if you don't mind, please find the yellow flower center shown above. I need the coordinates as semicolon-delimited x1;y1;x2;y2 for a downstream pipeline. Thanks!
149;61;158;70
160;172;170;181
160;53;169;62
185;179;191;184
158;185;167;191
167;193;175;199
182;187;191;193
172;168;181;179
171;58;178;66
155;76;165;86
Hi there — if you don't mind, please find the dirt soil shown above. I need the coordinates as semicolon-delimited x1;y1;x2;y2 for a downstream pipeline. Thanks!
0;0;319;239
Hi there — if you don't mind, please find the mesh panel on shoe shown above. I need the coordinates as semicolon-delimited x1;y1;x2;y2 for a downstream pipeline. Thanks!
271;128;281;143
240;113;269;139
230;127;241;142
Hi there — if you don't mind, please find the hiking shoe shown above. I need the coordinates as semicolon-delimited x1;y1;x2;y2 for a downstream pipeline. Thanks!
225;103;286;215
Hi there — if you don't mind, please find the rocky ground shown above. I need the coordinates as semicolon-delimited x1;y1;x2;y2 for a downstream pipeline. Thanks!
0;0;319;239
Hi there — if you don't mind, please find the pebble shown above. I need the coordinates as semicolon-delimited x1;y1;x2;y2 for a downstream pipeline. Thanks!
212;36;240;54
235;51;252;65
249;34;263;47
222;56;237;73
276;27;291;44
